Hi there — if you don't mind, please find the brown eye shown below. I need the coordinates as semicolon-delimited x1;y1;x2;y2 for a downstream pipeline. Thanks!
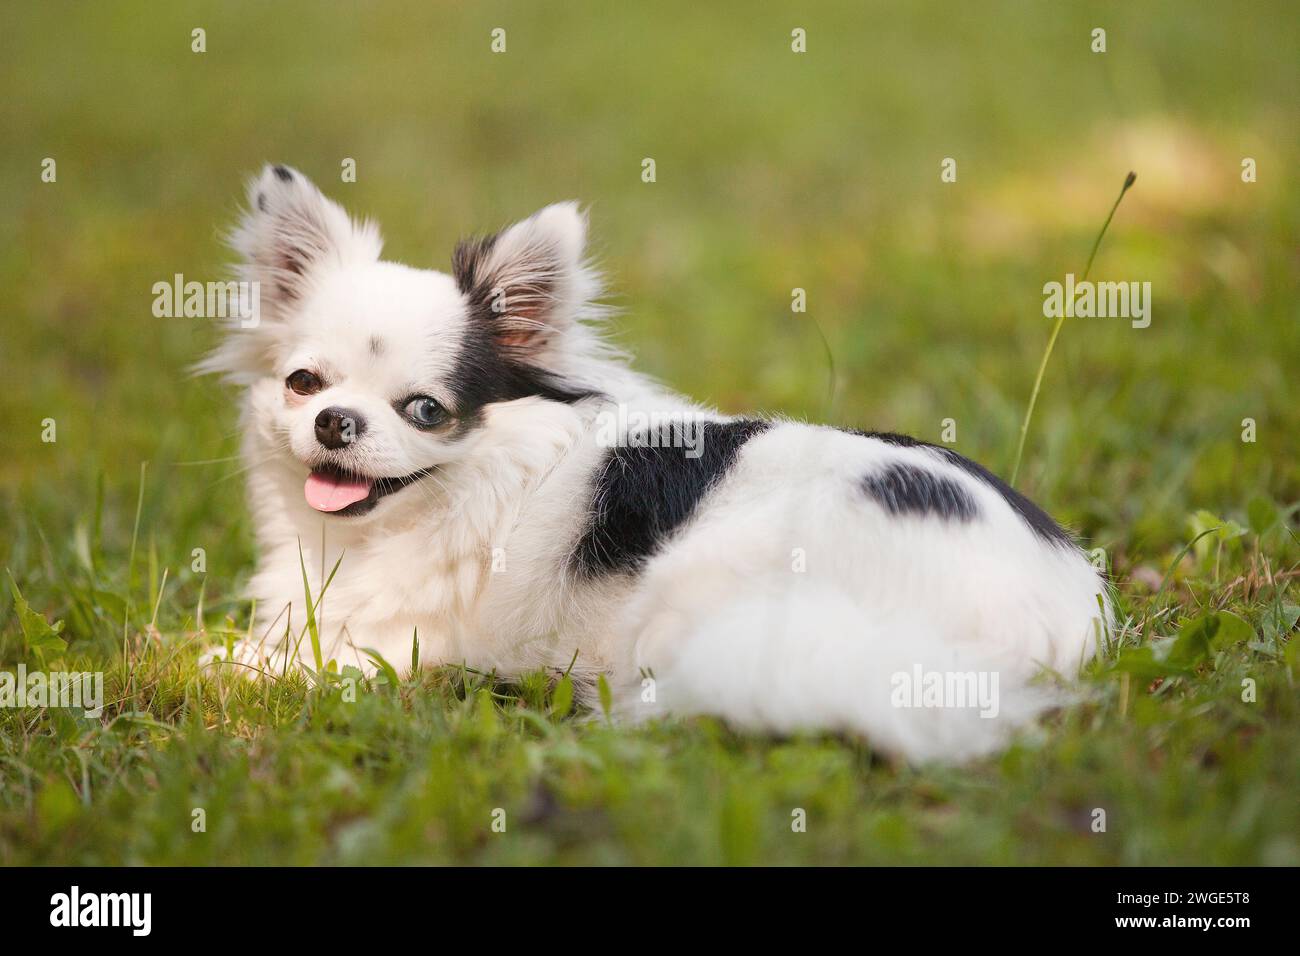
286;369;323;395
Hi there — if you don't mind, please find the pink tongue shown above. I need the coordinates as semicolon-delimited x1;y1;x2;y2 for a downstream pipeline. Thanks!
304;471;373;512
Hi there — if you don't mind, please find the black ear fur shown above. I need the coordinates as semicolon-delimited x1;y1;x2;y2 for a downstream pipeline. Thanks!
451;203;587;353
448;204;601;417
234;164;381;313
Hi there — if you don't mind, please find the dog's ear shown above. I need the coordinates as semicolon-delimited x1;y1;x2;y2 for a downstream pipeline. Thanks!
233;164;382;317
452;202;593;354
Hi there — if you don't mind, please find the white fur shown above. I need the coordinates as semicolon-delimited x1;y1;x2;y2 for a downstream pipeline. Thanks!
201;166;1110;762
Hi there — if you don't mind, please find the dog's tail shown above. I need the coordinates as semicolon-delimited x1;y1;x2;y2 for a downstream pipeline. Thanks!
634;585;1088;763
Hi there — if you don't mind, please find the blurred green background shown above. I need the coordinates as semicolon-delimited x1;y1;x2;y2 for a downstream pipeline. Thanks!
3;0;1297;578
0;2;1296;865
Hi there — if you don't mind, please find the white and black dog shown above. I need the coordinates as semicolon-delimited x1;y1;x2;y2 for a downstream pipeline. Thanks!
201;164;1110;761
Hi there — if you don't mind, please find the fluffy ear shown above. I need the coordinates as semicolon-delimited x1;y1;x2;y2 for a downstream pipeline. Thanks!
232;164;382;316
196;166;382;382
452;202;594;354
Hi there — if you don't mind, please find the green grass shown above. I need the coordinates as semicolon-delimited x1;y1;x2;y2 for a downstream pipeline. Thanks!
1;0;1297;865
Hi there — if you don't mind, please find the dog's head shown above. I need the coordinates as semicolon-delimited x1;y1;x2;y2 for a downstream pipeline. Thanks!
202;165;602;517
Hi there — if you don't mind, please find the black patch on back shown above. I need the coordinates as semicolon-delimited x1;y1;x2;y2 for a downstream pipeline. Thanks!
843;429;1074;546
573;419;772;577
862;463;977;521
271;164;293;182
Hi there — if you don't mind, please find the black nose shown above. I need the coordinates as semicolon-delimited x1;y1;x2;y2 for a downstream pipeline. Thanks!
314;406;366;449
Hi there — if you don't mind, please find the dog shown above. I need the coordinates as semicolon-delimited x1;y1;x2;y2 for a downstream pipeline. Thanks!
200;164;1110;761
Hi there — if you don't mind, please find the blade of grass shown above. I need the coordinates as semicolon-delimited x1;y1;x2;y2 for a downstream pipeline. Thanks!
1009;172;1136;486
122;461;149;709
809;316;837;418
298;541;323;672
125;461;148;608
297;540;345;673
361;647;400;689
149;567;169;630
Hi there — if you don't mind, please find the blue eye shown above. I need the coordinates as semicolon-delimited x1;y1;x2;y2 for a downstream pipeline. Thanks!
403;396;444;427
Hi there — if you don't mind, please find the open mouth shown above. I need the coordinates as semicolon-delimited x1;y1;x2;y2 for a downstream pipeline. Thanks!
303;463;430;516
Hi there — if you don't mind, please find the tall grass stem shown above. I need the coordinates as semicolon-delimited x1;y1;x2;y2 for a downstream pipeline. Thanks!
1009;171;1136;486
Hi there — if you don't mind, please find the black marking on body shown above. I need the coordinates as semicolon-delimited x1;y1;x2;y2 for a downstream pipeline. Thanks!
843;429;1074;546
573;419;772;576
368;335;385;357
862;462;977;522
271;164;294;182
